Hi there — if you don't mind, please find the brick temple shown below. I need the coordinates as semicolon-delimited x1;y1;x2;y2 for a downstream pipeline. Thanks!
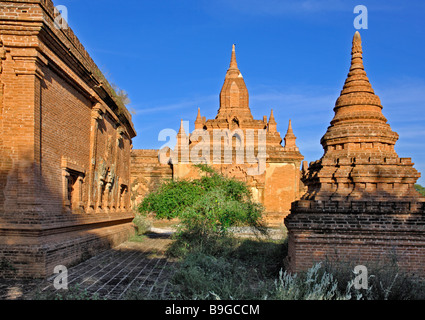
131;45;305;226
285;32;425;276
0;0;136;277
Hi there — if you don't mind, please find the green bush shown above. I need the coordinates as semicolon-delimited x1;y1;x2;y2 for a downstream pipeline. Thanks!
138;164;255;221
137;164;266;256
178;188;264;235
415;184;425;197
138;179;204;220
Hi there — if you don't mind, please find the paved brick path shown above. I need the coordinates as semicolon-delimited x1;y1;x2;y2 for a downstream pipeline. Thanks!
0;232;176;300
1;224;284;300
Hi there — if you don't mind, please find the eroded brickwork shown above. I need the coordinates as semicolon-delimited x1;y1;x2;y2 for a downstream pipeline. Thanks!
0;0;136;278
285;32;425;277
130;150;173;210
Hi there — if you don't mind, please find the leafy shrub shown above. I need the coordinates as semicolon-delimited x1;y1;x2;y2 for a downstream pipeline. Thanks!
138;164;256;220
415;184;425;197
178;188;264;235
137;164;266;257
138;179;204;220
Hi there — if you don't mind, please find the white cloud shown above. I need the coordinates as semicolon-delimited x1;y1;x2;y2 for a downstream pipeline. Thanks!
135;94;216;115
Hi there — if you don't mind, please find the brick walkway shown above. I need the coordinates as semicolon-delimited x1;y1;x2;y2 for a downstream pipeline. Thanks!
0;231;176;300
1;224;284;300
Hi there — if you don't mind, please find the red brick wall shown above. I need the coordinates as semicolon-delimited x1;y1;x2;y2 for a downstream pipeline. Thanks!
130;149;173;210
40;66;92;213
285;201;425;277
0;0;136;278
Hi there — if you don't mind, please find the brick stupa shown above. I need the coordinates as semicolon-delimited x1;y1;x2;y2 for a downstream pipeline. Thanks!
303;31;421;202
285;32;425;276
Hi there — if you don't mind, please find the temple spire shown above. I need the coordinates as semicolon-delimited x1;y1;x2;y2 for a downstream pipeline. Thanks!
287;119;294;135
269;109;276;122
284;119;298;151
352;31;362;55
177;119;186;137
217;44;253;120
194;108;203;130
195;107;202;121
229;44;238;69
177;119;189;161
339;30;374;97
268;109;277;132
322;30;396;151
225;44;242;78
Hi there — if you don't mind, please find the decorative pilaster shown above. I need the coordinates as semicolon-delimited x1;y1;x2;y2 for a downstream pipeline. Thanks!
87;103;104;212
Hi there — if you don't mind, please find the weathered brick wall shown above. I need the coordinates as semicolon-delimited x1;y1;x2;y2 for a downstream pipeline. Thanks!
39;66;92;213
286;201;425;277
130;149;173;210
0;0;136;278
263;162;303;221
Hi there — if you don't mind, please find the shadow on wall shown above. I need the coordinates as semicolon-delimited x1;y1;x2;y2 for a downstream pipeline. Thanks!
0;154;135;279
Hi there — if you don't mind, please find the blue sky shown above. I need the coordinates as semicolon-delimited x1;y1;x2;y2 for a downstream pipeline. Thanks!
58;0;425;184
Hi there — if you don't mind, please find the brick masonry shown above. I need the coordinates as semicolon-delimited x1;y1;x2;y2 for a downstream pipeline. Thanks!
285;32;425;277
0;0;136;278
130;149;173;210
